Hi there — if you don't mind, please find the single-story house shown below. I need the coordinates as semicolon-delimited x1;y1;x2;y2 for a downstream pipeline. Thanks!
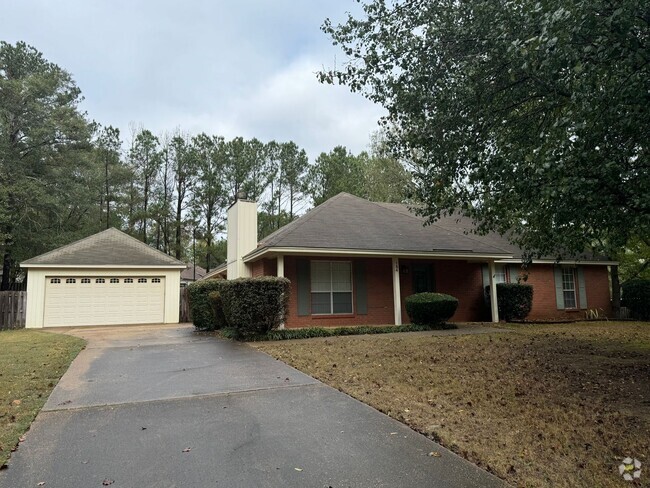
21;228;186;328
217;192;613;327
181;264;207;286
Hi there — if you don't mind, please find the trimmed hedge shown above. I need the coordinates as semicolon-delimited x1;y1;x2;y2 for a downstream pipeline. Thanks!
187;280;223;330
622;279;650;320
496;283;533;321
405;292;458;325
221;322;457;341
219;277;290;339
208;291;228;329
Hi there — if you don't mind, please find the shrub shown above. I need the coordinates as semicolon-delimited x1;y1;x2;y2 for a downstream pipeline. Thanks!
219;277;290;339
187;280;223;330
622;279;650;320
496;283;533;321
208;291;228;329
405;293;458;325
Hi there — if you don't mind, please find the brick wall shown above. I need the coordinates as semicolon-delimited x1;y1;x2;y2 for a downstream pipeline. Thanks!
525;264;611;320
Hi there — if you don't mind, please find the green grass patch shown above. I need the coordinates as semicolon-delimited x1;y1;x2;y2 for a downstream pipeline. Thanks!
0;330;85;466
221;322;457;341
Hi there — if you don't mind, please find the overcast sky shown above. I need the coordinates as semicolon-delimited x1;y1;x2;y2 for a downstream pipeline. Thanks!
1;0;384;160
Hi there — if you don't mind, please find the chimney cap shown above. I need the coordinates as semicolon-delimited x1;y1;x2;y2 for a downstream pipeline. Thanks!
236;189;248;201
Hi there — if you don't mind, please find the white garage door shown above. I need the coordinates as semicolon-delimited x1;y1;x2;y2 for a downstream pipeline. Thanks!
43;276;165;327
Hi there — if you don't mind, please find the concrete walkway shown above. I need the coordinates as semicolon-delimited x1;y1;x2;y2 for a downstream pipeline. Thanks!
0;324;508;488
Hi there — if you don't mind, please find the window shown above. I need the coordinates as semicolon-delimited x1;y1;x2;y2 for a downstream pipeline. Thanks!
138;278;147;283
66;278;76;284
96;278;105;284
81;278;91;284
311;261;352;315
494;265;507;283
110;278;120;284
50;278;61;284
124;278;133;283
152;278;161;284
562;268;577;309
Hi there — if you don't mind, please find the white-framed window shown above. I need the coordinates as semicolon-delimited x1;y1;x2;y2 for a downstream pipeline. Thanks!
310;261;353;315
494;265;507;283
562;268;577;309
110;278;119;284
50;278;61;284
124;278;133;283
138;278;147;283
81;278;91;284
96;278;105;284
66;278;76;284
152;278;161;284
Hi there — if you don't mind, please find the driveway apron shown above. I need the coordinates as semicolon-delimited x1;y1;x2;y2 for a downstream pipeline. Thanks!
0;324;508;488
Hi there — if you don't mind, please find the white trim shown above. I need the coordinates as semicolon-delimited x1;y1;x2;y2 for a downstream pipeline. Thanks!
244;246;511;263
488;260;499;323
392;257;402;325
495;259;616;266
21;264;187;269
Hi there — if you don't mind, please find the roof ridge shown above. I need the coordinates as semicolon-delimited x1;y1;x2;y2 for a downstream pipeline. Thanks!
366;200;513;254
260;192;349;247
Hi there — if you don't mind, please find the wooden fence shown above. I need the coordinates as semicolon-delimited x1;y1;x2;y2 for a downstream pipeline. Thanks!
0;291;27;330
179;287;192;323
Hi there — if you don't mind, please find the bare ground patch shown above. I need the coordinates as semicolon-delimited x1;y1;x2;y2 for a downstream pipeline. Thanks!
255;322;650;488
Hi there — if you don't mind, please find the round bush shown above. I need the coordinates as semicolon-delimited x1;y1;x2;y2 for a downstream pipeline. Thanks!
622;279;650;320
496;283;533;321
405;293;458;326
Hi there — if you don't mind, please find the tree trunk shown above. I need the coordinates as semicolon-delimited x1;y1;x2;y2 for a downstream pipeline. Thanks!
611;265;621;317
1;249;12;291
105;157;110;229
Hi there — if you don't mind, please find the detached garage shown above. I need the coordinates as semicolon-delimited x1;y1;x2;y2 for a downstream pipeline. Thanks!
21;228;186;328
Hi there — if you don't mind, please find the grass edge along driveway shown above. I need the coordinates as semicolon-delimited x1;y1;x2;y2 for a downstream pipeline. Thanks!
255;321;650;488
0;329;85;466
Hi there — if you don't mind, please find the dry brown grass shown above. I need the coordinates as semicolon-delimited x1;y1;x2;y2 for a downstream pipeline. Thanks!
254;322;650;488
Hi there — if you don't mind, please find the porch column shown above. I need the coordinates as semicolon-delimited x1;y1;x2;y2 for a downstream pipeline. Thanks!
488;259;500;323
277;254;285;329
277;254;284;278
392;257;402;325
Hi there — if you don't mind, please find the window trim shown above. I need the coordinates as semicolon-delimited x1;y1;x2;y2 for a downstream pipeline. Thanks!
562;267;578;309
310;260;354;316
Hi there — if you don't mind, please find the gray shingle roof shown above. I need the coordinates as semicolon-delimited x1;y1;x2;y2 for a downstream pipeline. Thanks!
254;193;514;257
21;228;186;267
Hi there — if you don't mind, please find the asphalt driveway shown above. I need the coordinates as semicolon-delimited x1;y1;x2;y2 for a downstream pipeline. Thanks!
0;324;507;488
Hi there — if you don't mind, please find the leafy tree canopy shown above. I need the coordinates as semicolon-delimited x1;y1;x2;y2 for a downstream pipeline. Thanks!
320;0;649;259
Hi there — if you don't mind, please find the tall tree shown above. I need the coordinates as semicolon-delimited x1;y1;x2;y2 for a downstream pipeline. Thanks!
320;0;650;259
129;129;160;243
0;41;92;289
363;131;411;203
306;146;365;206
279;141;309;219
93;125;126;230
170;134;196;260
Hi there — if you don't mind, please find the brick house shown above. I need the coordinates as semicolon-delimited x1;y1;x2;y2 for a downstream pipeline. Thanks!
208;192;613;327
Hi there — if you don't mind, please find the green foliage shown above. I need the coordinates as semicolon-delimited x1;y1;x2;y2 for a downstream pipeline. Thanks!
219;277;290;339
221;322;457;341
307;146;367;205
496;283;534;322
621;279;650;320
320;1;649;259
187;280;224;330
405;293;459;325
207;291;228;329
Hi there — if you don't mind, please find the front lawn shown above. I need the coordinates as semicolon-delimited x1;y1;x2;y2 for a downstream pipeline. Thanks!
255;321;650;488
0;330;85;466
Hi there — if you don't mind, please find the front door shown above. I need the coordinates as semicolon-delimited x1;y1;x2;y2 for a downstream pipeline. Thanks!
412;264;435;293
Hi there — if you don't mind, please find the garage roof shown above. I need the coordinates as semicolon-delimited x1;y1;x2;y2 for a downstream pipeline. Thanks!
21;228;186;267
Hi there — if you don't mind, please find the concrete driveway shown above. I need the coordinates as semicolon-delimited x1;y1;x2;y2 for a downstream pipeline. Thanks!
0;324;507;488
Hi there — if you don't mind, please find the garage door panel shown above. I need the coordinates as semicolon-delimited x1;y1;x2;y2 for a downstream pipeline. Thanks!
44;277;165;327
